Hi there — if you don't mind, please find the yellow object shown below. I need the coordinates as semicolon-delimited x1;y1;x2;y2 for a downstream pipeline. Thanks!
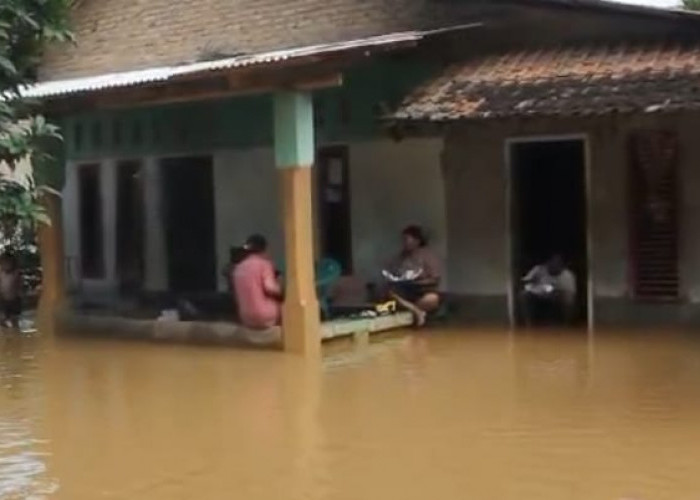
280;167;320;356
375;300;397;315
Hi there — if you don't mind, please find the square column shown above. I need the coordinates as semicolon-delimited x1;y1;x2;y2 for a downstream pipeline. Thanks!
274;91;320;356
38;193;65;312
142;157;168;291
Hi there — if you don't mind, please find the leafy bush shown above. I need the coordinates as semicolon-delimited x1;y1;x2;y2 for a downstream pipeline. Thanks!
0;0;72;293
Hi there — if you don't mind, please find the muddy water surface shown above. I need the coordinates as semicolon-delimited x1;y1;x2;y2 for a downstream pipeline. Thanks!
1;328;700;499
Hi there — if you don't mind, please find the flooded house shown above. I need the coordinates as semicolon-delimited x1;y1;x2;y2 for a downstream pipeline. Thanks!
26;0;700;349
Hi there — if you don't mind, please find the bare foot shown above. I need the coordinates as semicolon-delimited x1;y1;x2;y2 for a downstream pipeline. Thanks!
414;310;427;328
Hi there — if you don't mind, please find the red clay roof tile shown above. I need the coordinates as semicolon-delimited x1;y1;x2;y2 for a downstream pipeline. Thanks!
394;43;700;120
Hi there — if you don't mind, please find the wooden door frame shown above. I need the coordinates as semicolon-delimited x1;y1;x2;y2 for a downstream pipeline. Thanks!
504;134;593;330
115;159;145;293
316;145;353;273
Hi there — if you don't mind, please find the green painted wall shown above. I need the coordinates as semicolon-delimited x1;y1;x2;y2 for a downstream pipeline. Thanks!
62;58;436;161
274;91;315;168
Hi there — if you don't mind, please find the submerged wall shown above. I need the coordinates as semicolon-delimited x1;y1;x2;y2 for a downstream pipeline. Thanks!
59;59;444;295
442;111;700;323
58;41;700;327
62;137;445;294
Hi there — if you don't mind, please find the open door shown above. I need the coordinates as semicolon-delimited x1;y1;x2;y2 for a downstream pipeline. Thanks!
161;156;217;293
317;146;353;274
116;160;144;294
510;138;589;326
78;164;105;280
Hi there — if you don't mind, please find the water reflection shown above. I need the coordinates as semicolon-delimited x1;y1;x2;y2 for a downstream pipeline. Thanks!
1;328;700;499
0;334;56;499
511;330;591;396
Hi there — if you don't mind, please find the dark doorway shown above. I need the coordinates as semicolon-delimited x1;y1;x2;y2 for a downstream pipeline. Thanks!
317;146;353;274
161;156;216;293
116;160;144;294
78;164;104;279
510;139;588;324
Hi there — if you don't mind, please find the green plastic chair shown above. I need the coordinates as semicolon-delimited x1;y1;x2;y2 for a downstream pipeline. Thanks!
276;258;342;319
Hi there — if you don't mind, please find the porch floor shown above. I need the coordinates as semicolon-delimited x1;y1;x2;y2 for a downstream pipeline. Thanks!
56;308;414;347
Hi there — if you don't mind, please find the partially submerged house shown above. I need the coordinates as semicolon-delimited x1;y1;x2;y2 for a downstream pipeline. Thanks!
28;0;700;350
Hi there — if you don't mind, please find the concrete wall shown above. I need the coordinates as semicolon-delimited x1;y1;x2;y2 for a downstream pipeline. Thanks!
346;138;446;284
442;111;700;316
212;138;446;290
62;109;700;328
213;148;283;291
443;126;508;297
63;137;446;294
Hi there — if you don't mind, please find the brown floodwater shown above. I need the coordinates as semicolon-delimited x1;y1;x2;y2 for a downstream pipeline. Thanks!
1;327;700;499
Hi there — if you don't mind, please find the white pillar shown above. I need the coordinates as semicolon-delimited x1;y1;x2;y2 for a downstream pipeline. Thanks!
274;91;321;356
142;157;168;291
101;160;118;289
61;161;80;289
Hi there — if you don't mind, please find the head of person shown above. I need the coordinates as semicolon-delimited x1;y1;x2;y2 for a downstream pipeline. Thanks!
546;254;564;276
0;252;17;272
243;234;268;255
229;245;249;266
401;225;428;253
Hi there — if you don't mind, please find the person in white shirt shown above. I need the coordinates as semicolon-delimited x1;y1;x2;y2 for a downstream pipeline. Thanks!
519;254;576;325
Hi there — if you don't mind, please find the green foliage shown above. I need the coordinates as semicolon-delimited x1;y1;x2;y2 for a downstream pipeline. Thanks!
0;179;50;237
0;0;73;90
682;0;700;10
0;0;72;248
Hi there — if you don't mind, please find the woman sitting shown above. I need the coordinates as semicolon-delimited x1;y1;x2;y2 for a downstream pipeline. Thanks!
383;225;441;327
231;235;282;329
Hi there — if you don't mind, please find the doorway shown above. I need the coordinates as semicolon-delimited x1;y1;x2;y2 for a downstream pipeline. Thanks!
317;146;353;274
160;156;217;293
78;164;105;280
509;138;589;326
116;160;144;294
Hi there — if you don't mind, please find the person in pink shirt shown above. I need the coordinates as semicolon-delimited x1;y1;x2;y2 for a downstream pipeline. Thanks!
231;235;282;329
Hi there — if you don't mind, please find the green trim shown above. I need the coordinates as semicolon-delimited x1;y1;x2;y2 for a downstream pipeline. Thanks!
60;58;437;161
274;91;314;168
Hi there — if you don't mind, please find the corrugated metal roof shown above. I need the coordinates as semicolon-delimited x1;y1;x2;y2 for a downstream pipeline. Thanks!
392;43;700;121
19;31;429;100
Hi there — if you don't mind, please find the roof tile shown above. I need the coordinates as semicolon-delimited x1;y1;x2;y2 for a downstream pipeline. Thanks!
394;43;700;120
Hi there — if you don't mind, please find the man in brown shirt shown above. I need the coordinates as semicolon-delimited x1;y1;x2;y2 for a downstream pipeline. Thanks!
383;225;441;327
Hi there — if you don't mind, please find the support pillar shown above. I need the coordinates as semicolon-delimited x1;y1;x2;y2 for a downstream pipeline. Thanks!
143;158;168;291
274;91;320;356
38;193;65;313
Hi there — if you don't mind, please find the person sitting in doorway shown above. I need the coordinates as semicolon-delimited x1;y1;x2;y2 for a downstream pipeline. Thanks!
382;225;441;327
231;235;283;330
519;254;576;326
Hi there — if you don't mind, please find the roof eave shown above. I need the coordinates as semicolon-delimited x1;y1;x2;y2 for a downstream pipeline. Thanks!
20;24;481;104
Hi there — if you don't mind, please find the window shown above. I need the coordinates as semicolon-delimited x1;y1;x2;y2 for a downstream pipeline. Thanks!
78;164;105;279
628;130;680;300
